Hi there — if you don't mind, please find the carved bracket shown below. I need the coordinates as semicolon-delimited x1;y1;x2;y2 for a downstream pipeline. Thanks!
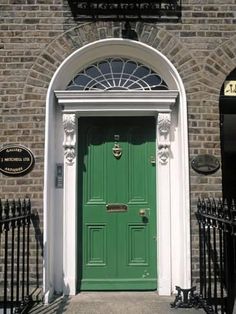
157;113;171;164
63;114;76;165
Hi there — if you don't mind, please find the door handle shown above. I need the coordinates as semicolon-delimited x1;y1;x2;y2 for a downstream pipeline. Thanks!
139;208;150;217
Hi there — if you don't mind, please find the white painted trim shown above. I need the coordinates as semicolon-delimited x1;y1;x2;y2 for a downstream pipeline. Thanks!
44;39;190;301
156;113;172;294
58;94;175;295
63;148;77;295
157;140;171;294
55;91;178;115
62;113;77;295
55;90;178;100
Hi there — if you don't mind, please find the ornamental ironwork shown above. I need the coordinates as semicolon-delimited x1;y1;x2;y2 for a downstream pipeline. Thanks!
66;58;169;91
67;0;181;22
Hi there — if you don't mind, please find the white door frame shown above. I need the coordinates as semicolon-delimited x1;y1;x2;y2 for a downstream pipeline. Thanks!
43;39;191;303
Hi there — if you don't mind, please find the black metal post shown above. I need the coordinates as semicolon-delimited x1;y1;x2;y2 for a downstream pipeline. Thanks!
10;201;16;314
22;200;26;301
219;227;224;313
26;200;31;297
213;224;217;313
203;219;207;299
16;200;21;304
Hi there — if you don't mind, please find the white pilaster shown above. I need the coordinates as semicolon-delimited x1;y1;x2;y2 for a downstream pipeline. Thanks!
157;112;172;295
63;113;77;295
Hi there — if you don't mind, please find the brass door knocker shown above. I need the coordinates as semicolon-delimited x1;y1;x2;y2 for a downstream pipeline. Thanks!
112;143;122;159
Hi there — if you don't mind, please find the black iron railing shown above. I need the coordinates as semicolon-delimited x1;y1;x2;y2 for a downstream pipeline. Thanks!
0;199;35;314
196;198;236;314
67;0;182;21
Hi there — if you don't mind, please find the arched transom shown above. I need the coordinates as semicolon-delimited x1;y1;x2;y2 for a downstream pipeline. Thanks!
66;58;169;91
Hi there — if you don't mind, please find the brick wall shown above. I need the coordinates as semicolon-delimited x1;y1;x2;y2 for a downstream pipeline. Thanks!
0;0;236;290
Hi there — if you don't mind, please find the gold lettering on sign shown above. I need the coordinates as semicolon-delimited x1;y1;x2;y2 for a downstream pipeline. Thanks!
224;81;236;96
4;158;22;162
5;167;23;172
6;148;22;153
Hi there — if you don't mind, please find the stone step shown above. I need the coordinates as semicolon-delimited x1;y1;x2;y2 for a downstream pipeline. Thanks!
29;292;206;314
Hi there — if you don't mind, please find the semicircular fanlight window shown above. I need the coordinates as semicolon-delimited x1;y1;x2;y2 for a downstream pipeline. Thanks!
66;58;169;91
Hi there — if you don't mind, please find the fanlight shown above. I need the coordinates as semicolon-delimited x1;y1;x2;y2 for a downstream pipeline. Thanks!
66;58;169;91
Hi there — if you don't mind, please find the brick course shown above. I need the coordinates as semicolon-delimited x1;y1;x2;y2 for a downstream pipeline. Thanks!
0;0;236;291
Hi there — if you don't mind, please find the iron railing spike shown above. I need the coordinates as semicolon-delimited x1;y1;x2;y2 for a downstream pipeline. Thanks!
23;198;27;215
11;199;16;216
4;200;10;232
231;198;235;208
10;199;16;229
26;199;31;225
4;199;10;217
16;199;22;227
218;198;223;218
212;198;216;216
206;198;211;214
231;199;236;222
195;195;236;312
223;199;231;220
202;198;206;213
17;198;21;213
197;198;202;214
27;199;31;214
0;198;34;312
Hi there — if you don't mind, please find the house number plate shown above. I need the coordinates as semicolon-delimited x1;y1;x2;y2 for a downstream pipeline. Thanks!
106;204;128;212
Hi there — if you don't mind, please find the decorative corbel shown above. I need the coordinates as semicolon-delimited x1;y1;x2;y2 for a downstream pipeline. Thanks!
63;113;76;165
157;113;171;164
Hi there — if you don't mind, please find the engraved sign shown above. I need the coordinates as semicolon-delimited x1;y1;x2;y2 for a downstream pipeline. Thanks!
106;204;128;212
68;0;182;22
0;145;35;176
224;80;236;96
191;154;220;175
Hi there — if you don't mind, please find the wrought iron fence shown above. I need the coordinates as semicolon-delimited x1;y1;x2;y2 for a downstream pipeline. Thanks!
196;198;236;314
0;199;36;314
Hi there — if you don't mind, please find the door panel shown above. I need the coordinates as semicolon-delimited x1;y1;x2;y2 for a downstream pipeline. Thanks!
86;126;106;204
128;128;148;203
127;224;148;265
78;117;157;291
86;224;107;266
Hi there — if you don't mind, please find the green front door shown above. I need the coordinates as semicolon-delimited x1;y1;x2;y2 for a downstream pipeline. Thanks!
77;117;157;291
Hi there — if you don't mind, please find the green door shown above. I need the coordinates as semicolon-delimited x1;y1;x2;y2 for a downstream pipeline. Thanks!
77;117;157;291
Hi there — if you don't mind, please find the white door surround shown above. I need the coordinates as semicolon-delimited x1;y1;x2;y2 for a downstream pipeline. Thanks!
43;39;191;303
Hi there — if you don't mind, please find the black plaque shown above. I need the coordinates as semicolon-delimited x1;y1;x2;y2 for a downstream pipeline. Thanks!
191;154;220;175
0;145;35;177
68;0;182;22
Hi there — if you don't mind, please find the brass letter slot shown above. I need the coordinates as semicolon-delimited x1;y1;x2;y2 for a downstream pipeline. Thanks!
106;204;128;212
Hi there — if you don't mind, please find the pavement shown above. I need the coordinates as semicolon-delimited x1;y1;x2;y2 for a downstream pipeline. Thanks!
28;292;206;314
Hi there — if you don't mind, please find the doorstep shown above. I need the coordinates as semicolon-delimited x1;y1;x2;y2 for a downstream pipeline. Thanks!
29;292;205;314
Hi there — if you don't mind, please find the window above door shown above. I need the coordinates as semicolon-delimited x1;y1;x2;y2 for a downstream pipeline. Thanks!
66;58;169;91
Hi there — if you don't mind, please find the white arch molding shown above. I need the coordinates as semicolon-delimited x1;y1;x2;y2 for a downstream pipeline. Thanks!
43;39;190;303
